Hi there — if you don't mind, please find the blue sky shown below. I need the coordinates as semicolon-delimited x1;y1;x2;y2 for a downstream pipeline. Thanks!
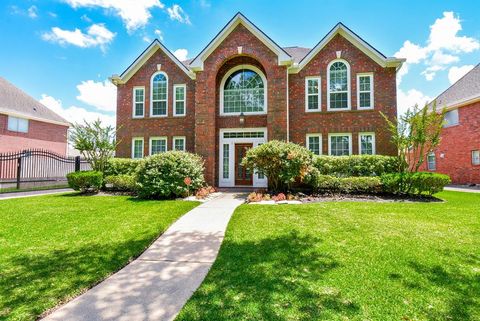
0;0;479;126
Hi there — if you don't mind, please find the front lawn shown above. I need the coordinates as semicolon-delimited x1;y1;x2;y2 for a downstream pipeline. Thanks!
0;193;198;321
178;191;480;321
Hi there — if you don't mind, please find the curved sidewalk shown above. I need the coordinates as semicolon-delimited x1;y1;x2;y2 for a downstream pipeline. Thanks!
43;193;245;321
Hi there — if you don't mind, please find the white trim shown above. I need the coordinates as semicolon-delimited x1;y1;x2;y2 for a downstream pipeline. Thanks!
149;136;168;155
131;137;144;159
189;13;292;71
218;127;268;188
132;86;145;118
0;108;70;127
173;84;186;117
327;59;351;111
306;133;322;155
219;65;267;116
290;23;405;73
150;71;168;117
305;76;321;112
328;133;352;156
358;132;376;155
356;73;374;110
173;136;186;151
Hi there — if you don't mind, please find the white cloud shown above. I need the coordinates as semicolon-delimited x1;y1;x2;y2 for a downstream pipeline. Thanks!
76;80;117;112
65;0;164;31
448;65;474;84
154;29;164;41
173;48;188;61
397;88;433;116
395;12;479;82
10;5;38;19
27;5;38;18
143;36;152;43
42;23;116;51
166;4;191;24
40;94;116;127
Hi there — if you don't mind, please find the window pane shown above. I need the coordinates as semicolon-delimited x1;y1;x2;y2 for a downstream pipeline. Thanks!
152;74;167;115
472;151;480;165
308;79;319;94
444;109;459;127
359;92;371;108
223;69;265;113
427;153;436;170
360;135;374;155
152;101;167;115
308;136;320;155
359;76;370;91
151;139;166;155
133;140;143;158
175;101;185;115
330;92;348;109
330;135;350;156
308;95;319;110
329;62;348;92
223;143;229;179
174;138;185;151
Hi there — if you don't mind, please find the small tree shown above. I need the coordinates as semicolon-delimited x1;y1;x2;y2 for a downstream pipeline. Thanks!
382;102;445;173
69;119;118;173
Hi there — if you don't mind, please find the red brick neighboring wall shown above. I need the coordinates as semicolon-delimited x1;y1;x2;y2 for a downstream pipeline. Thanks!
289;34;397;155
418;102;480;184
0;114;68;155
115;47;196;157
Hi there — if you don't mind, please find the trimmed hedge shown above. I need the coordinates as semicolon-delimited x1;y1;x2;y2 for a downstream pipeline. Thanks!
104;174;136;192
381;172;451;196
313;155;398;177
136;151;205;199
307;171;382;194
66;170;103;193
104;158;142;177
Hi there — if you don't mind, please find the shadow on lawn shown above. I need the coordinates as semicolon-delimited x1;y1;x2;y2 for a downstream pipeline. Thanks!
179;230;359;321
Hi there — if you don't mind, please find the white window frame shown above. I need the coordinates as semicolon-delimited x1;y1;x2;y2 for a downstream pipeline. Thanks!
173;136;186;151
149;136;168;155
132;86;145;118
219;64;268;116
472;150;480;166
357;73;374;110
173;84;186;117
305;76;321;112
327;59;351;111
359;132;376;155
328;133;352;156
306;133;322;155
131;137;144;159
7;116;29;133
427;152;436;171
150;71;168;117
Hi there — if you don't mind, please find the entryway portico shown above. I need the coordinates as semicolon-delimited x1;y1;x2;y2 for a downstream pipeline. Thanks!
218;128;268;188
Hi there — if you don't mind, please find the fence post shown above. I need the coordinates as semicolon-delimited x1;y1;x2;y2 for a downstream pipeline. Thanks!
16;156;21;189
75;156;81;172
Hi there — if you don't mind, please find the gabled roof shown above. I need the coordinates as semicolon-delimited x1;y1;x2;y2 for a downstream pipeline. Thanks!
283;47;311;64
431;63;480;110
0;77;69;126
188;12;293;71
110;39;196;85
290;23;405;73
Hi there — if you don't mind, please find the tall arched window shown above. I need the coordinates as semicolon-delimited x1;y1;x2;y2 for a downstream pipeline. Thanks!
327;60;350;110
151;72;168;116
221;65;266;115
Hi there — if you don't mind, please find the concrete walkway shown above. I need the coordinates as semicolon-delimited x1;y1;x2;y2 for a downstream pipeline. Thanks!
445;185;480;193
0;188;72;200
43;192;245;321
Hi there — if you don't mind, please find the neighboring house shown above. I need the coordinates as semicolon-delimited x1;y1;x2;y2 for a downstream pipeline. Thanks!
420;63;480;185
111;13;405;187
0;77;70;155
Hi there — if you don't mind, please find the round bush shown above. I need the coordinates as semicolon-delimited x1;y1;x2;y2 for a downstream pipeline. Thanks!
136;151;205;199
104;158;143;176
66;170;103;193
104;174;137;192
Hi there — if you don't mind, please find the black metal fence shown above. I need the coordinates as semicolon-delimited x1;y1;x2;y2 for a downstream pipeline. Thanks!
0;149;90;190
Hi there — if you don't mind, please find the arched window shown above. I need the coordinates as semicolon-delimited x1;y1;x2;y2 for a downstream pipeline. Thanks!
327;60;350;110
151;72;168;116
221;65;266;115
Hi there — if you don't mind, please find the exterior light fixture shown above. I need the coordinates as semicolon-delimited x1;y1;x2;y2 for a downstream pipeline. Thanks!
239;112;245;126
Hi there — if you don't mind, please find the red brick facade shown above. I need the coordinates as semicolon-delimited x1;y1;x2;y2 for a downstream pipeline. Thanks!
0;113;68;155
418;102;480;184
114;17;400;186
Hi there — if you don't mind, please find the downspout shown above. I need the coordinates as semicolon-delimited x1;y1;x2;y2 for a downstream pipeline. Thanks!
286;66;290;142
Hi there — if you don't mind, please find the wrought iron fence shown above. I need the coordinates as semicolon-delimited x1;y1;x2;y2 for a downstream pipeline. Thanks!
0;149;91;190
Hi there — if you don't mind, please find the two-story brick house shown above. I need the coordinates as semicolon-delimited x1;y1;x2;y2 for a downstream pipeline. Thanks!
111;13;405;187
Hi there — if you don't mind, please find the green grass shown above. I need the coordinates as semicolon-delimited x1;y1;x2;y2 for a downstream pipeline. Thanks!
0;193;198;321
177;191;480;321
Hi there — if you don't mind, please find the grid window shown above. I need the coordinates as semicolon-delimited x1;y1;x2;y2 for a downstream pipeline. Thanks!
132;138;143;159
223;132;264;139
133;87;144;117
307;135;321;155
358;75;373;109
305;78;320;111
223;143;229;179
150;138;167;155
223;69;265;114
151;73;167;116
472;150;480;165
329;61;349;110
359;133;375;155
427;152;436;171
174;85;186;116
173;137;185;151
329;134;351;156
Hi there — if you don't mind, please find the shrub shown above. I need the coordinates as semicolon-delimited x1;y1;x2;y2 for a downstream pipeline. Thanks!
104;175;136;192
381;172;451;196
242;140;314;192
136;151;205;199
104;158;142;176
307;170;382;194
67;170;103;193
313;155;399;177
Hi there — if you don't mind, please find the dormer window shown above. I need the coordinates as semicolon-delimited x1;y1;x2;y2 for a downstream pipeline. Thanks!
327;60;350;111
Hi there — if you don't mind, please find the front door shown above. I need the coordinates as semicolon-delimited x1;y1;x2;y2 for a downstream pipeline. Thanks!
234;143;253;186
